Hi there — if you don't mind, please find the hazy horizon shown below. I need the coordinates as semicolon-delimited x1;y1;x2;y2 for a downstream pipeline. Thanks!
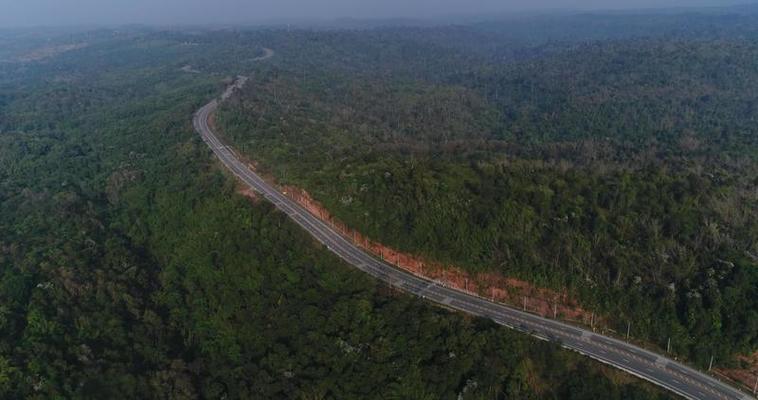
0;0;753;28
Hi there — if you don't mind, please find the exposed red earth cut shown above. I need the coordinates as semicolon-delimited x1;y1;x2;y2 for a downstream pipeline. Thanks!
282;185;597;325
716;352;758;394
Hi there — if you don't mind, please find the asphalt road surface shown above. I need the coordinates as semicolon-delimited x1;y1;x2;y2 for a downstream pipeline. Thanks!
193;71;754;400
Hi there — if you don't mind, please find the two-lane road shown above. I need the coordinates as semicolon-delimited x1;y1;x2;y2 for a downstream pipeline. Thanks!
193;74;754;400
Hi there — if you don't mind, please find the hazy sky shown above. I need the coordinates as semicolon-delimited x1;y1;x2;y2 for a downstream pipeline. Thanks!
0;0;749;27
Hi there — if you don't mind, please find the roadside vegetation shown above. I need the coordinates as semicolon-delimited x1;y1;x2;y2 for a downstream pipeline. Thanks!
0;28;676;399
216;13;758;371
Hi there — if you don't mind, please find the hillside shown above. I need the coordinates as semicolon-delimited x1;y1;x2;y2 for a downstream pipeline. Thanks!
216;21;758;372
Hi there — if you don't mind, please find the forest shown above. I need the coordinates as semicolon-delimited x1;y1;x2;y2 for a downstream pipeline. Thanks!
0;24;680;399
215;10;758;373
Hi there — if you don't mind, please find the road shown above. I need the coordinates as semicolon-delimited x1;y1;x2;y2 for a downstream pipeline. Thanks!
193;68;754;400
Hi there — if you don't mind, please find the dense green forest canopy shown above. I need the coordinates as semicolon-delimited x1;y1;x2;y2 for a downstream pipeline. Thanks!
215;9;758;370
0;23;680;399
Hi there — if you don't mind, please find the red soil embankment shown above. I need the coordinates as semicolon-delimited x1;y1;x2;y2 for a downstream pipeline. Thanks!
282;185;595;324
714;352;758;394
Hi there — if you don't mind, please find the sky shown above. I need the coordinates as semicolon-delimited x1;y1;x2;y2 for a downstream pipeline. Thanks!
0;0;749;27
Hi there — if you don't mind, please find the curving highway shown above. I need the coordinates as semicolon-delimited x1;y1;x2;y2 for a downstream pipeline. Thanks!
193;60;754;400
